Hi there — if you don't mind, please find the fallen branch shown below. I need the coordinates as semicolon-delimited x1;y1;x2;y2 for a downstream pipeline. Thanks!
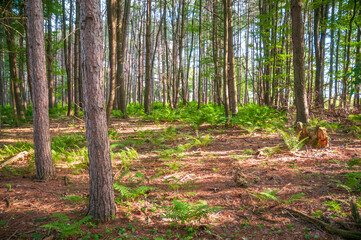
0;151;32;169
285;208;361;240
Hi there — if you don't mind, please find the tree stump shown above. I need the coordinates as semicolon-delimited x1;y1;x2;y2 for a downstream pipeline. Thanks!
294;122;330;149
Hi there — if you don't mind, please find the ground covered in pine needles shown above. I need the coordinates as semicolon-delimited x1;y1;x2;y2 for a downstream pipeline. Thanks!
0;107;361;240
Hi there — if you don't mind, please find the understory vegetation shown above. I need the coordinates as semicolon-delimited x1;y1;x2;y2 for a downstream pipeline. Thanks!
1;103;361;239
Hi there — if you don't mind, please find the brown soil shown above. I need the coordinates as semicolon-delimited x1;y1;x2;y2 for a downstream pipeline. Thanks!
0;115;360;240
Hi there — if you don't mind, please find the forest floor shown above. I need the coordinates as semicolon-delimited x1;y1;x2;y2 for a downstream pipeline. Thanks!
0;110;361;240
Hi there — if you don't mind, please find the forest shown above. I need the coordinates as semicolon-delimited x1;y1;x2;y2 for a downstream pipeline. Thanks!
0;0;361;239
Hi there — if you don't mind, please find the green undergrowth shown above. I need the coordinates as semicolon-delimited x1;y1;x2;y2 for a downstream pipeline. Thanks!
119;102;287;132
0;141;34;160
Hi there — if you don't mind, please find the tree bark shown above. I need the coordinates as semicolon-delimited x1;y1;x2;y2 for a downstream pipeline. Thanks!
74;0;80;116
79;0;116;223
26;0;56;180
313;1;329;109
116;0;131;117
226;0;238;115
47;8;54;110
291;0;309;124
144;0;152;115
223;0;230;120
198;0;203;109
106;0;117;124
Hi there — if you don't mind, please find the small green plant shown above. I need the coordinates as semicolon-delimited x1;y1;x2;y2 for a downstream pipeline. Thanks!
242;148;256;155
313;210;323;218
61;195;86;203
250;190;305;205
163;177;200;191
41;213;92;238
279;130;308;152
188;134;214;147
113;171;157;201
164;199;222;224
250;189;280;202
0;142;34;160
284;193;305;204
112;147;139;171
4;184;12;192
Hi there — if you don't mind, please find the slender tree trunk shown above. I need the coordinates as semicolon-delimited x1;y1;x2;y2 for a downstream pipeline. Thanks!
244;0;250;105
355;26;361;108
79;0;116;223
144;0;152;114
117;0;131;117
198;0;202;109
291;0;309;123
328;0;335;108
177;0;186;107
227;0;238;115
212;0;221;106
5;3;25;123
106;0;117;124
74;0;80;116
63;0;72;116
25;23;33;104
313;1;329;109
185;17;194;105
26;0;56;180
47;9;54;109
341;0;357;110
223;0;230;120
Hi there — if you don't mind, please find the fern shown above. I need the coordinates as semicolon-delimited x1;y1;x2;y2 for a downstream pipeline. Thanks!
284;193;305;204
323;200;342;212
164;199;222;224
61;195;86;203
279;130;307;152
41;213;92;238
113;182;157;200
250;189;280;202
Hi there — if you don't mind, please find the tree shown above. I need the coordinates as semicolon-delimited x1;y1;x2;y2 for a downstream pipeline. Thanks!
79;0;116;222
144;0;152;115
26;0;56;180
116;0;131;117
313;0;329;109
106;0;117;124
291;0;309;124
4;2;25;124
46;3;55;110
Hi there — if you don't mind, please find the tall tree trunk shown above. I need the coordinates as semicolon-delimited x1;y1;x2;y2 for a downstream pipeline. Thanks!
25;23;33;104
106;0;117;124
244;0;250;105
198;0;202;109
313;1;329;109
328;0;336;108
172;1;181;108
62;0;72;116
185;17;194;105
291;0;309;123
177;0;186;107
26;0;56;180
223;0;230;120
47;8;54;109
74;0;80;116
306;9;313;106
79;0;116;223
116;0;131;117
4;3;25;123
144;0;152;115
212;0;221;106
341;0;357;109
227;0;238;115
355;26;361;109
